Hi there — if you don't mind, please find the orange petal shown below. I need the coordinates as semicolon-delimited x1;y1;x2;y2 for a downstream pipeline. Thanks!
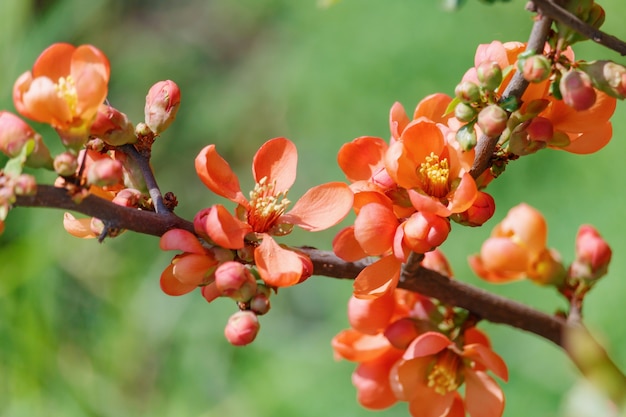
463;344;509;381
385;141;420;189
194;145;247;206
389;102;410;139
160;229;206;254
160;263;197;296
561;122;612;154
353;255;401;299
403;331;451;360
281;182;353;231
332;329;391;362
390;357;432;402
21;77;72;125
338;136;388;182
400;119;445;165
407;387;456;417
252;137;297;193
32;43;74;80
205;204;251;249
254;236;303;287
464;370;505;417
352;349;402;410
63;212;96;238
353;190;393;214
332;226;368;262
348;290;396;335
548;91;616;132
447;172;478;214
353;203;398;255
413;93;453;124
172;253;216;285
407;189;450;217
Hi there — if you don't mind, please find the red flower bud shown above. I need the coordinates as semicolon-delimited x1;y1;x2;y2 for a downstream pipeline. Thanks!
144;80;181;135
214;261;257;302
224;310;260;346
53;151;78;177
560;70;596;111
477;105;508;137
86;158;124;187
90;104;136;146
451;191;495;227
570;225;612;280
383;318;420;350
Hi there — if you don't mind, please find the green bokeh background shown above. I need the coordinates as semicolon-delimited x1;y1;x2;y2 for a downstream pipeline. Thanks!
1;1;625;416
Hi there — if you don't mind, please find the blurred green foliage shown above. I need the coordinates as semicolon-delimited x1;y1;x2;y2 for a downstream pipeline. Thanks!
1;0;626;416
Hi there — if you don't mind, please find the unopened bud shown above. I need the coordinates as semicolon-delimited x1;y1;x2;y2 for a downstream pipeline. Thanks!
54;151;78;177
455;123;477;151
214;261;257;302
249;292;271;315
0;111;37;158
451;191;495;227
560;70;597;111
570;225;612;281
224;310;260;346
454;81;481;103
526;116;554;142
144;80;181;135
111;188;143;207
521;55;551;83
90;104;137;146
454;102;477;122
476;61;503;91
477;105;508;137
87;158;124;187
384;318;420;350
13;174;37;196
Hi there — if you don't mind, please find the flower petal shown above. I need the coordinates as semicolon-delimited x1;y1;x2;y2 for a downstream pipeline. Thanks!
160;263;197;296
464;370;505;417
172;253;216;285
561;122;612;154
353;255;401;299
353;349;402;410
390;357;432;402
332;226;368;262
281;182;353;231
390;102;410;139
194;144;247;206
252;137;297;193
338;136;388;182
447;173;478;214
403;331;452;360
254;236;303;287
160;229;206;254
413;93;453;124
332;329;391;362
32;43;74;80
63;212;96;238
408;388;456;417
205;204;251;249
463;344;508;381
353;202;398;255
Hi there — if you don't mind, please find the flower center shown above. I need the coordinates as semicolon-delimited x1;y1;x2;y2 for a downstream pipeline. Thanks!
427;349;462;395
417;152;449;199
55;75;78;115
247;176;291;233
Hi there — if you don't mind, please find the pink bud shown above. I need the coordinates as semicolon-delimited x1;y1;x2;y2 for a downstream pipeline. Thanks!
13;174;37;196
476;61;503;91
401;211;451;254
0;111;39;157
249;293;271;315
560;70;597;111
522;55;551;83
477;105;508;137
86;158;124;187
90;104;136;146
384;318;420;350
224;310;260;346
454;81;481;103
54;151;78;177
144;80;181;135
214;261;257;302
571;225;612;280
111;188;143;207
451;191;495;227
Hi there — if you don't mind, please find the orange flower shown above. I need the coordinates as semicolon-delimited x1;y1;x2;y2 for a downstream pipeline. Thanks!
385;118;478;217
13;43;110;149
469;203;565;284
391;330;508;417
195;137;353;287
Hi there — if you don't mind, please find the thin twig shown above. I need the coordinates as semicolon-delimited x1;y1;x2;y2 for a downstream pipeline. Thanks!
119;144;169;214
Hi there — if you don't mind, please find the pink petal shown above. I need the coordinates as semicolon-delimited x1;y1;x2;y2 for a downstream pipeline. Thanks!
172;253;216;285
252;137;297;193
338;136;388;182
254;235;303;287
353;255;401;299
403;331;452;360
353;203;398;255
281;182;353;231
194;144;247;206
160;229;206;254
160;263;197;296
408;388;456;417
464;370;505;417
463;344;508;381
205;204;251;249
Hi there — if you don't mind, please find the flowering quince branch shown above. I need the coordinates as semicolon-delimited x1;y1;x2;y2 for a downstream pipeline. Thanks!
5;1;626;415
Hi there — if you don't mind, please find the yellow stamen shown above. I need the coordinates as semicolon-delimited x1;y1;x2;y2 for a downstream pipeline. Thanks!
248;176;291;233
417;152;450;199
427;349;462;395
55;75;78;114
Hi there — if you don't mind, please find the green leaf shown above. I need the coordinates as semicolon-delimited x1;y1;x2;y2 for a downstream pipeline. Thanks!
4;139;34;177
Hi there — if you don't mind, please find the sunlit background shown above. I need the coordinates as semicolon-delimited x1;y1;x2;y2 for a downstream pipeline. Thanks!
1;1;626;416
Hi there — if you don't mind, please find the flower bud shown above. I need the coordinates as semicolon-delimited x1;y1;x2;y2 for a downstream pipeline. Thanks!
13;174;37;196
579;60;626;99
201;282;221;303
86;158;124;187
54;151;78;177
569;225;612;281
26;135;53;169
455;123;477;151
451;191;495;227
401;211;451;254
295;250;314;284
526;116;553;142
144;80;181;135
560;70;596;111
224;310;260;346
111;188;143;208
0;111;37;158
476;61;503;91
90;104;137;146
454;81;481;103
454;102;476;123
347;291;395;335
477;105;508;137
521;54;551;83
214;261;257;302
384;318;420;350
249;292;271;315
